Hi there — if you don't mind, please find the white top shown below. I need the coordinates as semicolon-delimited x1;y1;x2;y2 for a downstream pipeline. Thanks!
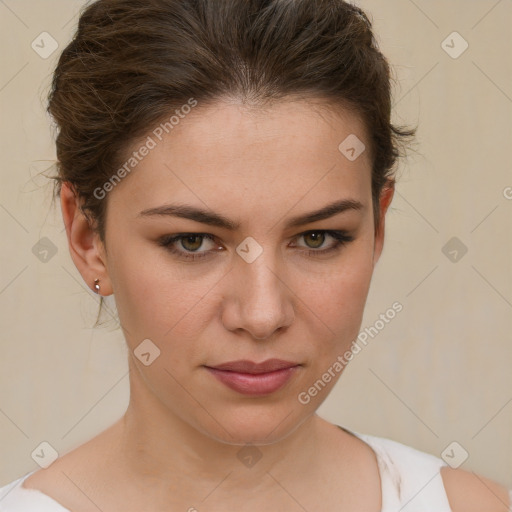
1;429;511;511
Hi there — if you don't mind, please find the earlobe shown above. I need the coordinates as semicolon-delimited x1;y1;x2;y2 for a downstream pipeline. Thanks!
60;181;111;296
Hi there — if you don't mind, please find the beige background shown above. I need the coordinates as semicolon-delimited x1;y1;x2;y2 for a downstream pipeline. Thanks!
1;0;511;490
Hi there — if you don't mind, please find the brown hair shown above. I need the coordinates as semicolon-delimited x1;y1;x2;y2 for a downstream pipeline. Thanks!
47;0;416;325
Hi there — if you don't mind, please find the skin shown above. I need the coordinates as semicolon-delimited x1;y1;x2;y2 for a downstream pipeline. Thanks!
23;98;510;512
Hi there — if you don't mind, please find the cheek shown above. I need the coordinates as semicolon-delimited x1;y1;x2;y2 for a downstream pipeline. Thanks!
108;225;374;356
301;243;375;356
108;243;221;351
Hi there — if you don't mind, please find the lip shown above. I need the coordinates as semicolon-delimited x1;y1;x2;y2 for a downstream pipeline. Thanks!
209;359;299;374
204;359;300;396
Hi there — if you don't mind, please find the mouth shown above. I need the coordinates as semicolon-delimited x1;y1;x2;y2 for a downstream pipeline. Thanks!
204;359;301;396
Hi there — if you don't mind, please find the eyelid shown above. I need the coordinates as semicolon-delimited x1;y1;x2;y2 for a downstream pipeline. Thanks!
158;229;354;261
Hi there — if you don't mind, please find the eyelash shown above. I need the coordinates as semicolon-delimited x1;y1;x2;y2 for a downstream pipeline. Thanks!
157;230;354;261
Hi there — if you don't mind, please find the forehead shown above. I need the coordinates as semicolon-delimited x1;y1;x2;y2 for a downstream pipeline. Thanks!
109;98;372;218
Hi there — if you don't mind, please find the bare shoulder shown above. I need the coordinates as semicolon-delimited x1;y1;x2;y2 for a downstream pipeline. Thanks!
441;466;511;512
22;455;89;512
23;420;124;511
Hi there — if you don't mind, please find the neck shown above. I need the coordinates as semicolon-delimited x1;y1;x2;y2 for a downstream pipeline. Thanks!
115;358;326;495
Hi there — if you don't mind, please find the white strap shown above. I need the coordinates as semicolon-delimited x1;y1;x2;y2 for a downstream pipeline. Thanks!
352;431;453;512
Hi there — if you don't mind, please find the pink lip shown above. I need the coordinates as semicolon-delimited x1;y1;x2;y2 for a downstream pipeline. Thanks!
205;359;300;396
209;359;298;374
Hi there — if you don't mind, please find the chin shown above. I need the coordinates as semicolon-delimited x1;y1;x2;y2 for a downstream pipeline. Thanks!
193;407;311;446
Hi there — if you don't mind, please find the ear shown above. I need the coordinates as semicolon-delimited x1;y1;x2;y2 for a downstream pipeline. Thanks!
373;179;395;267
60;181;112;296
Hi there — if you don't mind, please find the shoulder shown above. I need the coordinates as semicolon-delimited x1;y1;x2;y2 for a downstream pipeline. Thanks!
441;466;511;512
350;429;511;512
0;470;71;512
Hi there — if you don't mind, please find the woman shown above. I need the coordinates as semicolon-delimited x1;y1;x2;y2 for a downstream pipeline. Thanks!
0;0;510;510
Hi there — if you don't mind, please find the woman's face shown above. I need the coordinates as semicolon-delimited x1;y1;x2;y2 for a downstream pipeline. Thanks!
72;98;392;445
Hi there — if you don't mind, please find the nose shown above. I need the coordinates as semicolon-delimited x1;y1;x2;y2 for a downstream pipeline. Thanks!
221;252;295;340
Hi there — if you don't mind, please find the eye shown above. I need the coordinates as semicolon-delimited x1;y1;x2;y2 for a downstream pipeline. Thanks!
294;230;354;257
157;230;354;261
158;233;219;261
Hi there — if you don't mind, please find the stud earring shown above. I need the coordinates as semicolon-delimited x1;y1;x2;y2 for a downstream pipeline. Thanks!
94;278;100;294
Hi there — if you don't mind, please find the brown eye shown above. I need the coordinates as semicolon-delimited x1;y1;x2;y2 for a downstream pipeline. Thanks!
295;230;355;257
158;233;219;261
179;235;205;252
303;232;326;249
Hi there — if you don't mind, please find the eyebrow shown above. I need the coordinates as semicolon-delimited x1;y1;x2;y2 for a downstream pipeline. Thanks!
138;198;364;230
